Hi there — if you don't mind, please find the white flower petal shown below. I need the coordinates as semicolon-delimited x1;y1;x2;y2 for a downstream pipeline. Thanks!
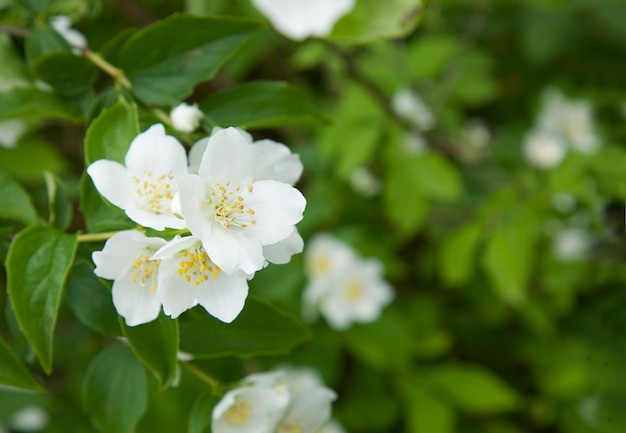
202;227;264;275
244;180;306;245
251;0;355;40
196;272;249;323
199;127;257;183
213;386;289;433
126;207;186;231
92;230;157;280
0;119;27;149
112;269;162;326
262;228;304;265
523;131;566;169
125;124;188;178
87;159;134;210
252;139;304;185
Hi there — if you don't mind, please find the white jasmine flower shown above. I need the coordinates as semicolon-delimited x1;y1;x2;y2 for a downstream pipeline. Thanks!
523;130;566;169
251;0;355;41
87;124;188;230
303;233;394;330
151;236;251;322
8;406;49;432
391;88;436;131
50;15;87;53
275;368;337;433
178;127;306;274
188;127;304;185
0;118;27;149
92;230;166;326
212;381;289;433
170;102;203;133
262;228;304;265
537;87;599;154
553;228;591;262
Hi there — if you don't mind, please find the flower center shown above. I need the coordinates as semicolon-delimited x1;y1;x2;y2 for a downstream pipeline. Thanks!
344;280;364;302
277;420;302;433
132;170;175;213
225;401;251;425
177;246;221;286
312;255;331;276
131;252;160;294
205;182;257;229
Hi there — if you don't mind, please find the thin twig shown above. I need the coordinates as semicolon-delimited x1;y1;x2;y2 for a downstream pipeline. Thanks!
183;362;225;396
0;24;29;37
77;231;128;243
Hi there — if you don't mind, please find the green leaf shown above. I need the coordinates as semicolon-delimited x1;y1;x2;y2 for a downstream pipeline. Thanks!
13;0;53;13
0;137;68;182
64;259;121;336
0;169;37;224
44;172;73;230
0;335;44;392
121;314;179;389
82;344;148;433
117;14;261;105
437;222;482;287
79;174;135;233
413;154;463;202
402;382;455;433
481;214;534;305
331;0;426;44
425;363;521;414
578;392;626;433
6;225;77;373
84;99;139;165
179;297;310;358
0;87;82;122
188;394;218;433
24;23;72;63
383;159;428;235
406;35;459;80
200;81;320;129
30;51;97;98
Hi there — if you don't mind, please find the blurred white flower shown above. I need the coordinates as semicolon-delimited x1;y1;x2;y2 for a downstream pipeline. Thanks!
401;132;428;156
92;230;166;326
463;119;491;149
0;118;27;149
151;236;251;322
170;102;203;133
178;127;306;274
213;367;336;433
87;124;188;230
552;193;577;213
553;228;591;262
303;233;394;330
8;405;49;432
251;0;355;41
349;166;381;197
538;87;598;154
391;88;436;131
50;15;87;53
523;130;567;169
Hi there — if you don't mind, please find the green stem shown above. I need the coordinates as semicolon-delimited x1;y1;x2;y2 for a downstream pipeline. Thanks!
77;231;125;243
84;49;132;90
183;362;225;396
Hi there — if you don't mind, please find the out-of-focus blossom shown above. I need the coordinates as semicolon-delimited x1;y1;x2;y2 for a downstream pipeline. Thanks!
523;131;567;170
170;103;203;133
251;0;355;41
7;406;49;432
392;88;436;131
50;15;87;53
0;118;27;149
349;166;381;197
212;367;336;433
553;228;591;262
303;233;394;330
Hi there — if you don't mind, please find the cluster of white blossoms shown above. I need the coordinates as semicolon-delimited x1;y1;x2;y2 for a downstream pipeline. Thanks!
302;233;394;330
524;87;599;169
212;367;337;433
391;88;436;157
251;0;355;41
88;124;306;326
